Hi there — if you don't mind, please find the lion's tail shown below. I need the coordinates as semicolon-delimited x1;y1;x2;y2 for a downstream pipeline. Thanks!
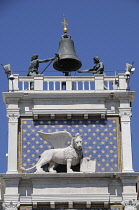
21;156;41;171
21;165;36;171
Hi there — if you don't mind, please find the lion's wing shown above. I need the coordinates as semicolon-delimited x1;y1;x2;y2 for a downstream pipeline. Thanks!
38;131;72;149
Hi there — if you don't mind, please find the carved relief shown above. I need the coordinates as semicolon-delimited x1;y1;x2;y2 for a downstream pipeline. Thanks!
21;118;119;173
21;131;83;173
3;202;20;210
122;200;139;210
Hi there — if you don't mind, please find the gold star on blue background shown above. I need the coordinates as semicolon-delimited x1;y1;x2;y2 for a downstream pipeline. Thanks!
20;118;120;173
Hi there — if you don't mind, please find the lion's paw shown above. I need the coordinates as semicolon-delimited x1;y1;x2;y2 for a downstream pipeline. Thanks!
67;169;74;173
34;169;46;174
49;169;57;173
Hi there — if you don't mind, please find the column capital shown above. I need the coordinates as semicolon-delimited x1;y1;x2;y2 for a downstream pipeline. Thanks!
119;108;132;122
7;113;20;123
3;202;20;210
122;200;139;210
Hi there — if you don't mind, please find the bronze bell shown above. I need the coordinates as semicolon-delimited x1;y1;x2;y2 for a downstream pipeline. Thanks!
53;33;82;74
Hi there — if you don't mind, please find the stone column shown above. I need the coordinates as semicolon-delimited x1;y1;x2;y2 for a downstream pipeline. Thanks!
119;108;133;172
7;113;20;173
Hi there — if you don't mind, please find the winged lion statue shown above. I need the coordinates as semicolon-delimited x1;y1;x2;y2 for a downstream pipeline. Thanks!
21;131;83;173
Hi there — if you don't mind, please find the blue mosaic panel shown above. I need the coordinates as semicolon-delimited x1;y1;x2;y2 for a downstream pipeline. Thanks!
20;119;120;173
110;207;123;210
20;207;32;210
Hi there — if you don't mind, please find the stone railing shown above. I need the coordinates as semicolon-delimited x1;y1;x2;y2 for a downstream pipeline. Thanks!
8;73;129;92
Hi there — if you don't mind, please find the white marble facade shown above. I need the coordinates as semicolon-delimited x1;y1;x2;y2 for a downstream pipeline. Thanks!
1;74;139;210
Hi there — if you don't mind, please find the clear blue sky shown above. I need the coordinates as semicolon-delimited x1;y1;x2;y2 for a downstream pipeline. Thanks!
0;0;139;172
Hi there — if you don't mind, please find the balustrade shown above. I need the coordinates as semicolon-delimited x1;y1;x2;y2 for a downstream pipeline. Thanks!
8;73;128;92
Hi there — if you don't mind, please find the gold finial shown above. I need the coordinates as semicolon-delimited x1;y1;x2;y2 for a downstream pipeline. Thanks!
61;17;68;33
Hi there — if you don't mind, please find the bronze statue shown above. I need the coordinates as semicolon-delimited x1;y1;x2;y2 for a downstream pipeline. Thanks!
78;56;104;74
89;56;104;74
27;54;55;76
27;54;55;90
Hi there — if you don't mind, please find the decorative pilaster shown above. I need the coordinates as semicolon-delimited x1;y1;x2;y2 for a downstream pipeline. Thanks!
4;178;20;203
119;108;133;172
7;112;20;173
122;177;137;201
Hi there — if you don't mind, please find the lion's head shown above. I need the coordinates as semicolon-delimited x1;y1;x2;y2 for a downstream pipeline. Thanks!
71;133;82;151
